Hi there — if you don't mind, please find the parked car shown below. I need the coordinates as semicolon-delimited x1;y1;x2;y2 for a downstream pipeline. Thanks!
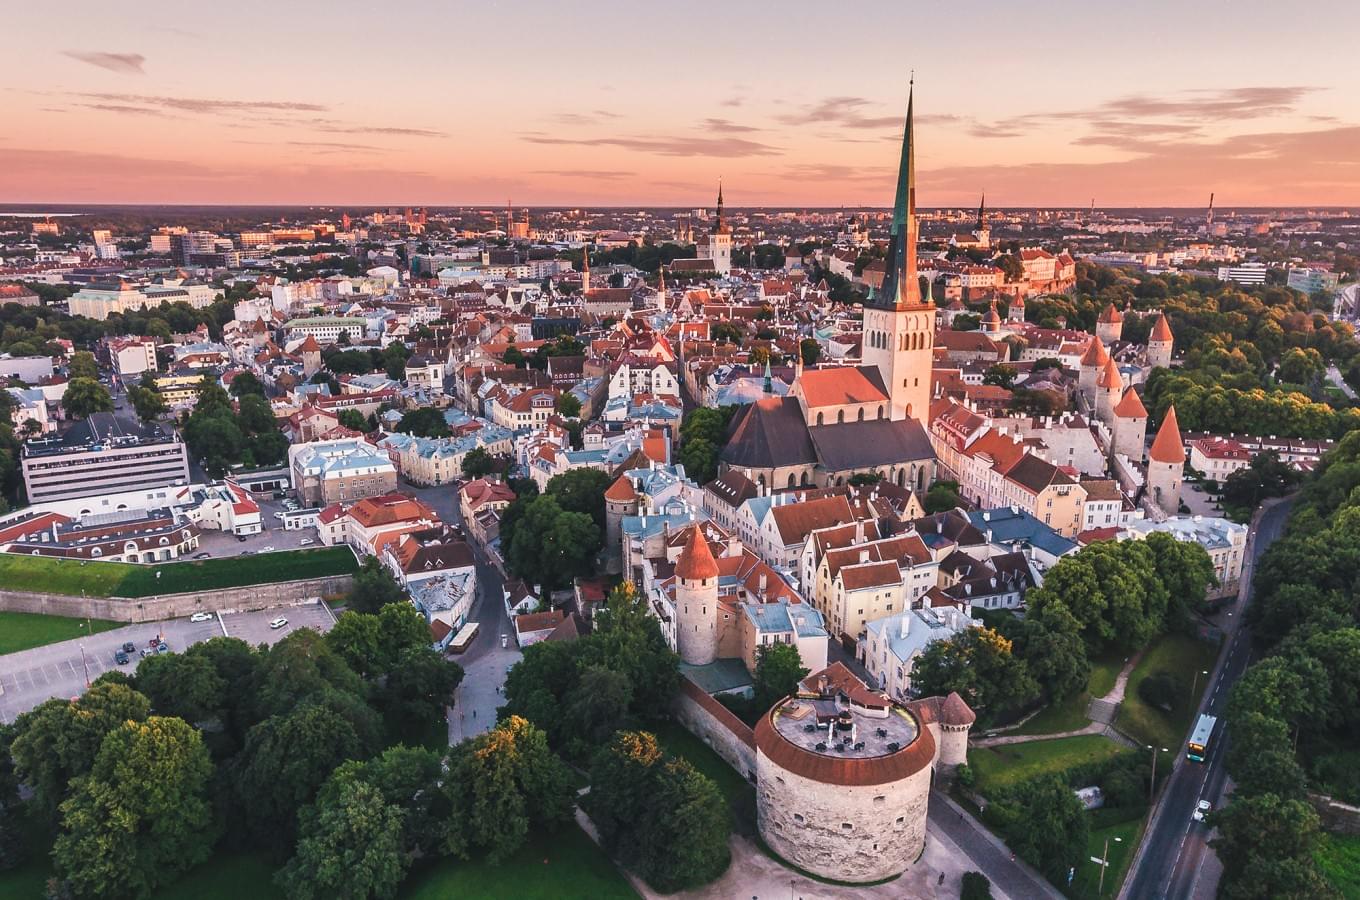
298;538;315;547
156;642;170;653
140;647;153;658
121;641;136;654
148;638;161;649
193;552;211;559
1193;800;1212;822
113;650;129;665
189;612;213;623
269;617;288;630
274;512;285;519
237;535;248;543
262;546;276;553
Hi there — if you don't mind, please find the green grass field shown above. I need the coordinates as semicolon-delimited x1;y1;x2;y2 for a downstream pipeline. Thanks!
0;611;121;655
1116;633;1220;751
0;830;632;900
1066;815;1145;899
1317;832;1360;898
0;547;357;599
401;826;637;899
971;735;1131;795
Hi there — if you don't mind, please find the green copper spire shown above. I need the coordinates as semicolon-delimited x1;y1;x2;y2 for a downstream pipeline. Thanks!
876;79;922;310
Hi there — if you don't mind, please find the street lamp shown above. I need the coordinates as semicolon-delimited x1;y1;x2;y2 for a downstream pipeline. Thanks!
1148;745;1170;803
1190;669;1209;705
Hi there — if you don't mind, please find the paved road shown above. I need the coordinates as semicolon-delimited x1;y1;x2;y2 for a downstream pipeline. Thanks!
1121;497;1293;900
930;791;1064;900
0;602;335;724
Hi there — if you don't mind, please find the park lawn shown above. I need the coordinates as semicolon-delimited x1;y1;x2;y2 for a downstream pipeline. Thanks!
1087;650;1127;699
0;547;357;599
400;825;637;900
970;735;1131;796
1012;692;1092;736
1116;633;1220;751
1066;816;1145;899
160;851;285;900
0;610;120;655
1317;831;1360;898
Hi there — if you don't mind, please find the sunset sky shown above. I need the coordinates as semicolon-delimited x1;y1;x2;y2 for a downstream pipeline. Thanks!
4;0;1359;207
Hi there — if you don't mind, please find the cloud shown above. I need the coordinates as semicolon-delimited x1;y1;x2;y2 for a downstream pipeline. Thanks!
62;51;146;74
312;124;446;138
551;110;622;126
720;97;744;108
77;103;167;117
75;91;325;114
531;169;637;180
521;133;781;158
776;96;903;130
701;117;762;133
783;163;892;184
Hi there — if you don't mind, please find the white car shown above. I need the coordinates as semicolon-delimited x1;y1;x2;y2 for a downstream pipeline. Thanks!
1193;800;1212;822
189;612;214;623
274;512;285;519
298;538;315;546
261;546;276;553
269;617;288;630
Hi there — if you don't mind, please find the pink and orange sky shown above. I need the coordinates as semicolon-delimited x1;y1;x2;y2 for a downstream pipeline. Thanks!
4;0;1359;207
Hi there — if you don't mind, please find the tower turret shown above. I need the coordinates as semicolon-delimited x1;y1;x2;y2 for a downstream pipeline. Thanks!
1147;405;1186;516
674;525;720;665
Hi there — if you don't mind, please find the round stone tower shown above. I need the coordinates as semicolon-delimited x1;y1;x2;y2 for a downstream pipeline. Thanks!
1096;303;1124;344
1078;337;1109;406
603;474;639;557
674;524;720;665
1096;356;1123;426
1147;404;1186;516
1147;312;1174;369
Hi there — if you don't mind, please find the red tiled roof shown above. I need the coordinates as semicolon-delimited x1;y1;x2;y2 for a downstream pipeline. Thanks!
675;523;720;580
796;367;888;408
1149;405;1186;464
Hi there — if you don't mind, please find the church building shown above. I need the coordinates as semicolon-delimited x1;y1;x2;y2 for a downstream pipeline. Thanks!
721;86;936;493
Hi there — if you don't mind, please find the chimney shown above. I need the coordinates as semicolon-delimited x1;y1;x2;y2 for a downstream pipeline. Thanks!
899;614;910;640
759;572;768;594
859;549;870;564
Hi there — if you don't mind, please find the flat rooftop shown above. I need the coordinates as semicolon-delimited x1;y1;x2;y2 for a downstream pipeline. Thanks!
770;696;919;761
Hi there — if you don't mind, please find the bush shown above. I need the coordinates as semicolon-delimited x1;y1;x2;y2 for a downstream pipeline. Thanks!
1099;767;1145;808
961;871;993;899
1137;671;1177;711
955;763;976;788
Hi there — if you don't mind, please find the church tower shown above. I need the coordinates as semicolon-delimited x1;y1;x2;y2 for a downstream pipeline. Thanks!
974;192;991;248
704;181;733;275
862;82;934;426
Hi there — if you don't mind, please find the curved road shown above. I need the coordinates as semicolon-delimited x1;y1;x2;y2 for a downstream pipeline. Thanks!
1121;497;1293;900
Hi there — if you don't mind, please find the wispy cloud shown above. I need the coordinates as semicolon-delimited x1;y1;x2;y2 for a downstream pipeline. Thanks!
62;51;146;74
521;133;780;158
75;91;325;114
776;96;903;130
552;110;622;126
702;117;761;134
77;103;167;117
531;169;637;180
312;123;446;138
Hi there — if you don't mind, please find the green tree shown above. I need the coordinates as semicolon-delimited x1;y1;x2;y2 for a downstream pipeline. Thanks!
51;717;215;900
126;385;167;423
67;351;99;381
545;467;612;530
1209;793;1336;900
961;871;993;900
993;774;1088;884
345;556;409;615
337;408;368;432
799;338;821;365
587;731;731;891
1224;711;1307;799
236;393;276;435
581;582;680;718
228;371;267;398
441;716;574;864
397;406;449;438
278;777;406;900
133;652;225;724
556;392;582;418
8;682;151;822
460;446;497;478
561;665;633;756
911;627;1038;719
679;436;719;484
502;495;600;590
61;377;113;419
923;482;963;514
752;643;808;710
982;364;1018;389
1222;452;1301;512
381;647;464;743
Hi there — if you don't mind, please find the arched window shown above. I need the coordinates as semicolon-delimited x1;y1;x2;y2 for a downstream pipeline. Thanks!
897;468;906;487
816;412;824;426
857;408;865;422
917;467;925;491
800;471;811;486
837;410;845;424
758;474;767;491
877;405;885;419
787;473;796;488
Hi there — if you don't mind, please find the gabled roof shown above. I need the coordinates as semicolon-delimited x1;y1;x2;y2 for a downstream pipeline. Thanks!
797;366;889;408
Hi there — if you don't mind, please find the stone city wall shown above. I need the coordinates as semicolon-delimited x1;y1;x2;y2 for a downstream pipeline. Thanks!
672;677;756;780
0;575;353;623
1310;793;1360;836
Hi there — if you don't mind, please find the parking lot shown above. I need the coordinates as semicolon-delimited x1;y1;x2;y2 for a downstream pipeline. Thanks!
192;496;322;559
0;602;335;724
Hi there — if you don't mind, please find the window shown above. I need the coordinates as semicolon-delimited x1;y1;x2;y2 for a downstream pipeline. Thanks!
841;823;853;831
793;813;805;823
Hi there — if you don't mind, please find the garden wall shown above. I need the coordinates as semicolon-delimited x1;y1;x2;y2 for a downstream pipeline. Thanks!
1310;793;1360;836
672;676;756;781
0;575;353;623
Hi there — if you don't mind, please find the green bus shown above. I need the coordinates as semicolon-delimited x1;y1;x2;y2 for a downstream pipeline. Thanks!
1187;713;1217;762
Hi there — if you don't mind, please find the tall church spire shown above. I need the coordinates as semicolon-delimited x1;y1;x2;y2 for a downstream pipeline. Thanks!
876;80;923;310
712;178;727;234
976;192;987;231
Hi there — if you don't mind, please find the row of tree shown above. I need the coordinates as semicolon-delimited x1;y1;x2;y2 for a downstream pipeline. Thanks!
182;374;289;475
915;534;1216;724
498;468;610;591
1207;431;1360;898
